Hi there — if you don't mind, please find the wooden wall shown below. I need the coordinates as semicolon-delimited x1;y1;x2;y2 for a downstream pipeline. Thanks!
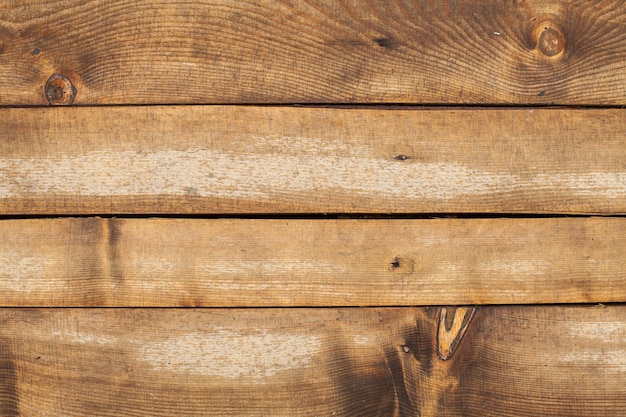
1;1;625;415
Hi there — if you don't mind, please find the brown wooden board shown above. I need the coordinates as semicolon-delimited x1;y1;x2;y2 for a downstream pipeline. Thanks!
0;306;624;416
2;106;626;215
0;0;625;105
2;217;626;307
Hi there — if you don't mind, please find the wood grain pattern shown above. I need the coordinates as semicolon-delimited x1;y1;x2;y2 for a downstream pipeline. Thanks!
2;106;626;215
0;306;625;416
2;217;626;307
0;0;625;105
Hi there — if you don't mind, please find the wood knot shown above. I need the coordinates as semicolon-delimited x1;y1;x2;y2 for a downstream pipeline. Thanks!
0;28;11;55
45;73;76;105
373;36;396;49
388;256;414;275
534;21;565;57
437;306;477;361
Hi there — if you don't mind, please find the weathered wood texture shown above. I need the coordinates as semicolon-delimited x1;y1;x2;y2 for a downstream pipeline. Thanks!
0;0;625;105
2;106;626;215
0;306;624;416
3;217;626;307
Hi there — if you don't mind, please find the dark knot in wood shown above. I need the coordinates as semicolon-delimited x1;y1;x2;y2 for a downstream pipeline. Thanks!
45;73;77;105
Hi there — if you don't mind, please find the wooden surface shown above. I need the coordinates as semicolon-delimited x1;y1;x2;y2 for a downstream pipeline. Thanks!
0;0;625;105
0;305;624;416
2;106;626;215
2;217;626;307
2;2;625;414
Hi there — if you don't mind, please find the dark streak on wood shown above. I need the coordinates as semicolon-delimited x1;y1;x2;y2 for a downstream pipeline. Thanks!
0;336;20;417
104;217;124;291
382;333;419;416
332;342;398;416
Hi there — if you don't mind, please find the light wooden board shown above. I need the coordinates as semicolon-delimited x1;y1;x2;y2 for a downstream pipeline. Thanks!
0;306;624;416
2;106;626;215
2;217;626;307
0;0;625;105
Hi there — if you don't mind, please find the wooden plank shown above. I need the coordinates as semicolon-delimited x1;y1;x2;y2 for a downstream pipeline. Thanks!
2;106;626;215
2;217;625;307
0;306;624;416
0;0;625;105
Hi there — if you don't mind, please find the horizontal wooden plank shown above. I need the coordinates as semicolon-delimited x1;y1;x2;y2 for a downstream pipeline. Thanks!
2;217;625;306
1;306;625;416
2;106;626;214
0;0;625;105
